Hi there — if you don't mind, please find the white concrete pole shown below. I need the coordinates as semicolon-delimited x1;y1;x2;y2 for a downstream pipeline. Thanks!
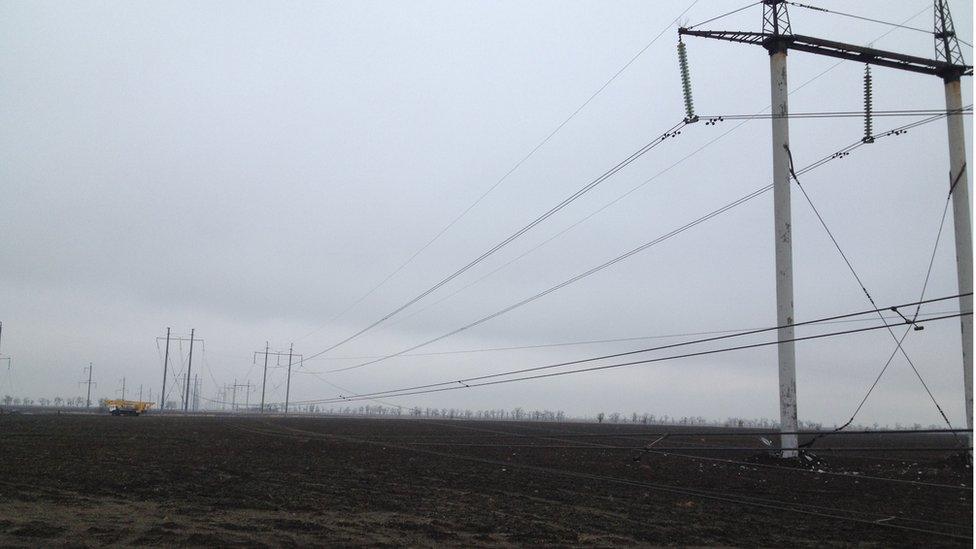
285;343;294;415
944;77;973;441
770;48;799;458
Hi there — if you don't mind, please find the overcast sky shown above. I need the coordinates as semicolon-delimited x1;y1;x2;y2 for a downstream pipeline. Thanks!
1;0;972;426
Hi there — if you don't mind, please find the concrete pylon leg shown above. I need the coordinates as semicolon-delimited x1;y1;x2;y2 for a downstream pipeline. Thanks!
944;78;973;446
770;48;798;458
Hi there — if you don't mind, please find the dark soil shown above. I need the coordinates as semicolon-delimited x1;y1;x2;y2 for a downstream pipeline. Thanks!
0;414;970;546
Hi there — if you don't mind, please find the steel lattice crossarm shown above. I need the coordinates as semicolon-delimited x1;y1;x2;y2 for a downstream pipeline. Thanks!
677;29;973;79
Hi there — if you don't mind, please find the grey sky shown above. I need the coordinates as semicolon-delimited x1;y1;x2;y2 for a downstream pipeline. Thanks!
1;0;972;426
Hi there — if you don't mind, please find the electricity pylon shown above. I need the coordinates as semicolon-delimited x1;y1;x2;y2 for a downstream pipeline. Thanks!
679;0;972;456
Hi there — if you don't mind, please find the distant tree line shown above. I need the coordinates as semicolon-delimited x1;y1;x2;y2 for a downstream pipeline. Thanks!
0;394;943;431
297;405;934;431
2;395;88;407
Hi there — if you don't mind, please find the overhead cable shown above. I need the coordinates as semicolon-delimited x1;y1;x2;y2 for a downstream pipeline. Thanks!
802;161;968;448
294;0;702;344
299;310;956;364
325;12;940;345
239;422;972;540
785;144;958;434
319;113;954;375
686;1;761;30
287;299;969;406
699;107;971;122
786;1;934;35
300;120;688;364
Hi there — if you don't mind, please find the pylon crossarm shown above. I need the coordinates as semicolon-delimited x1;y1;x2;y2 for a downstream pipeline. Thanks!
790;34;972;77
678;28;973;77
678;29;767;46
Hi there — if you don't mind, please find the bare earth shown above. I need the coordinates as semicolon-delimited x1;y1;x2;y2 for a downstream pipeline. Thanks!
0;414;971;546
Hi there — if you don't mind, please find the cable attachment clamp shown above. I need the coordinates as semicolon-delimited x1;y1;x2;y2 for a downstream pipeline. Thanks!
890;306;925;331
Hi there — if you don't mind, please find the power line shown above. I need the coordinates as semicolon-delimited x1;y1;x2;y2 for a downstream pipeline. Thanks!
333;8;940;353
208;296;968;409
687;1;761;30
294;0;702;344
200;346;221;395
288;2;936;406
300;119;689;362
802;160;966;448
307;312;968;406
318;113;952;375
353;427;972;440
238;421;972;540
287;298;969;406
399;442;969;454
403;420;971;492
785;144;958;433
915;166;965;324
641;448;970;491
431;420;973;510
298;310;956;364
786;1;934;35
699;107;972;121
791;109;965;176
347;51;950;349
374;116;816;341
284;412;969;503
197;367;409;411
786;0;971;49
325;188;766;375
299;0;916;361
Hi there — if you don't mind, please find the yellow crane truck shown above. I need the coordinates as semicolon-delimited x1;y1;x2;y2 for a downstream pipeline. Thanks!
105;399;153;416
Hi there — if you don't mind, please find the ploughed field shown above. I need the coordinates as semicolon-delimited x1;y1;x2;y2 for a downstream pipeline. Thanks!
0;414;971;547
